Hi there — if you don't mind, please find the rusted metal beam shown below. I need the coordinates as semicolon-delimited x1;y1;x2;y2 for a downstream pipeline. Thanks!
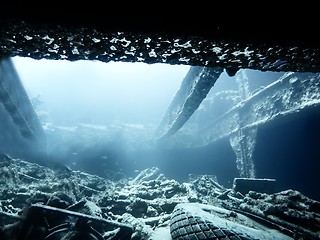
203;71;320;178
0;57;46;158
198;71;320;145
0;20;319;73
160;71;320;177
156;66;223;139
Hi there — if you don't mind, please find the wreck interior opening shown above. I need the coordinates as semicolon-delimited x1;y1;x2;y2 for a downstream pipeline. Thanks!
2;8;320;240
1;12;320;203
2;54;320;201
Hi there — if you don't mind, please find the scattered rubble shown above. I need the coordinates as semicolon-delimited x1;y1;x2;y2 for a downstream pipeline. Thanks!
0;155;319;239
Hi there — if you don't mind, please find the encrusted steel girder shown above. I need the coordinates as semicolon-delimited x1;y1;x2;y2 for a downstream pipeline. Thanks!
0;20;319;73
158;71;320;178
198;71;320;145
157;66;223;139
0;57;46;157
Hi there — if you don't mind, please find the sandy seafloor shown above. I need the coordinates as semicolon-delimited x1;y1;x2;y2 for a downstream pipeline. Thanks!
0;154;319;240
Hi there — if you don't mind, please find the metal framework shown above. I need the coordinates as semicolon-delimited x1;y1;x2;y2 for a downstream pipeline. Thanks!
159;70;320;177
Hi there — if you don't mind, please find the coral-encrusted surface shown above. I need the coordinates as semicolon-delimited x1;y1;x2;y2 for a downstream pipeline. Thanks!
0;155;319;239
1;18;320;73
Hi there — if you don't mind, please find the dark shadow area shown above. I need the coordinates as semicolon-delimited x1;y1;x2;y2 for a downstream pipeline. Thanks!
253;106;320;201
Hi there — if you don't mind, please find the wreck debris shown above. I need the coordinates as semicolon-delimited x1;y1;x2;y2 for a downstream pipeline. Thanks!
0;159;319;239
170;203;293;240
232;178;276;195
230;190;320;240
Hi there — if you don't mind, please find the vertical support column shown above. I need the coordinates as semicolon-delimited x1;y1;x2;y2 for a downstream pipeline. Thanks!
229;127;258;178
229;70;257;178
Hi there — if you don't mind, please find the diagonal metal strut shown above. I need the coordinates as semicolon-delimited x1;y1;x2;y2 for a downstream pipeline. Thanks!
157;66;223;139
0;57;46;158
0;58;45;140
